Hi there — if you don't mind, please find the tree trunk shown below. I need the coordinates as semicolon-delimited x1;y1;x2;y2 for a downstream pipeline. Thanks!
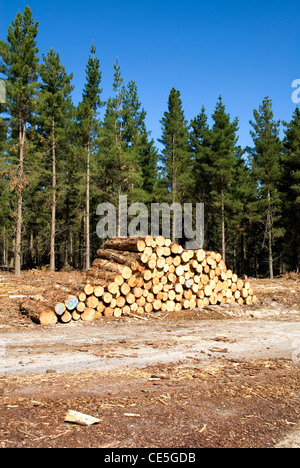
29;230;35;267
221;190;226;263
50;119;56;272
3;227;8;267
115;76;123;239
69;230;74;267
172;135;177;242
104;237;146;252
86;140;91;270
15;122;26;276
267;190;274;279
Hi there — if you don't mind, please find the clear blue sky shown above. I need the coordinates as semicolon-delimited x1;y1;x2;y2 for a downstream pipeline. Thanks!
1;0;299;151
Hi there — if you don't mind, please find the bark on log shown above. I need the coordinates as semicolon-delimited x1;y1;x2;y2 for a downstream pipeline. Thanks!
104;237;146;252
86;268;120;283
96;249;142;265
20;299;58;325
92;258;133;276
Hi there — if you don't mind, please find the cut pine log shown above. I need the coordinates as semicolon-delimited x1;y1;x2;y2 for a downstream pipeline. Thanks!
72;310;81;321
20;298;58;325
103;292;113;304
48;239;256;325
121;282;131;296
84;284;94;296
104;237;146;253
93;286;104;297
55;303;66;316
76;302;86;313
65;295;79;311
171;243;182;255
92;259;133;280
86;268;120;283
81;308;96;322
60;311;72;323
96;248;142;265
86;295;99;309
107;282;119;295
78;292;87;302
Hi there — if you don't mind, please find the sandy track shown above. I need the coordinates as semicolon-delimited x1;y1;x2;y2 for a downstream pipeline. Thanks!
0;319;299;375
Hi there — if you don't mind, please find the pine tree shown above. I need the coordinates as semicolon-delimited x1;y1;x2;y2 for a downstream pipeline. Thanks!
225;146;255;274
39;48;74;271
99;59;126;208
77;43;103;269
122;80;158;204
0;100;8;161
139;133;158;202
0;6;39;275
159;88;192;240
99;68;158;240
190;106;215;248
250;97;283;278
121;80;145;201
0;106;11;266
190;107;212;201
282;107;300;272
0;107;6;154
210;96;239;262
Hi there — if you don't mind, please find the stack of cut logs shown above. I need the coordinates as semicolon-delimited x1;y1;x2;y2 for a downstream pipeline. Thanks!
20;236;257;325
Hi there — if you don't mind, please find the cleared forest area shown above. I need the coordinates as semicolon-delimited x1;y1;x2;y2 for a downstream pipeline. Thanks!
0;272;299;448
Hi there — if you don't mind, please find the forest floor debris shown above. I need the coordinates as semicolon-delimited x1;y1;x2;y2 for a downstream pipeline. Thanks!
0;271;299;448
0;271;299;327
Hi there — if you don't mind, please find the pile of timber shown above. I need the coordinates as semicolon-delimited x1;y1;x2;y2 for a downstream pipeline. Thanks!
20;236;257;325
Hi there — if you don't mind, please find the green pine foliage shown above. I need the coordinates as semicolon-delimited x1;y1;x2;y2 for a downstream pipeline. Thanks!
190;106;216;249
0;5;39;274
210;96;239;261
282;107;300;272
38;48;74;270
159;88;192;205
249;97;284;278
189;98;239;262
0;111;12;265
99;62;158;209
98;59;125;203
76;43;104;268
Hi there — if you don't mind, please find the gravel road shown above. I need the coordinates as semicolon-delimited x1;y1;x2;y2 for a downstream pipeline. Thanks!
0;318;299;376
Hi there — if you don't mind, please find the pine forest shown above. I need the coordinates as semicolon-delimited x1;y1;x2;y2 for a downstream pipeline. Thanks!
0;6;299;279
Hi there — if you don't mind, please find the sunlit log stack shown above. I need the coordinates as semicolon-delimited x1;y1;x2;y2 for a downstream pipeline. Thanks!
21;236;257;324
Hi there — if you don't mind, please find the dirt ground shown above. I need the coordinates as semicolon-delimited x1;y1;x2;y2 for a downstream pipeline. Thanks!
0;271;299;448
